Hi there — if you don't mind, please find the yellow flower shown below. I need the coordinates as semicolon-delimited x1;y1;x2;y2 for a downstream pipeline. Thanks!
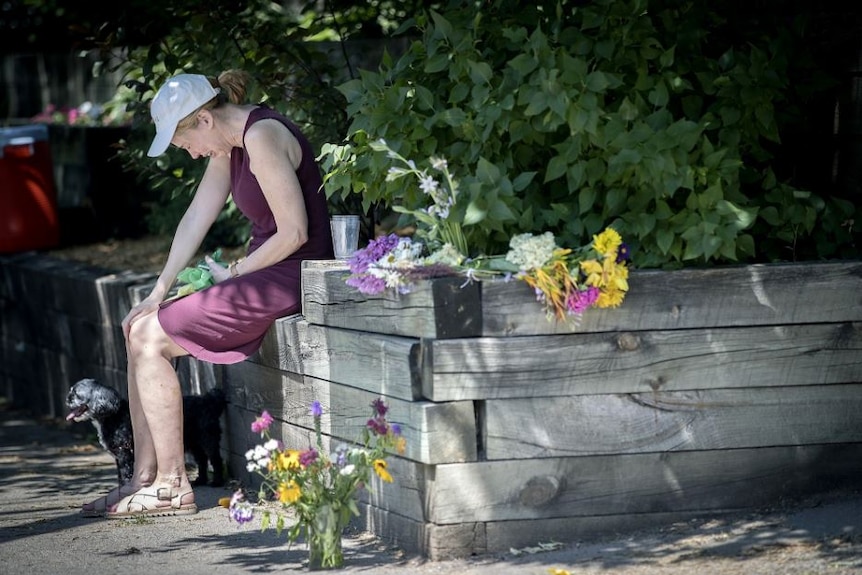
581;257;629;293
580;259;604;287
596;287;626;308
548;570;572;575
608;259;629;291
373;459;394;483
218;496;232;509
593;227;622;257
278;480;301;503
276;449;301;471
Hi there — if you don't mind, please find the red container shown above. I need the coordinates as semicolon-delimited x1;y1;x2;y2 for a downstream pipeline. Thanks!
0;124;59;252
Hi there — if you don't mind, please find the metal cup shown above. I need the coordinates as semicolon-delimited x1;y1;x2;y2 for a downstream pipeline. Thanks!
330;215;360;259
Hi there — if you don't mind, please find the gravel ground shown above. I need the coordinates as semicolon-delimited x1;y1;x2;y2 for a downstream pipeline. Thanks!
1;401;860;575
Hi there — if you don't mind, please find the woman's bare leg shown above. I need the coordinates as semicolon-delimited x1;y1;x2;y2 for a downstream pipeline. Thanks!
125;351;158;486
80;338;160;515
114;310;195;511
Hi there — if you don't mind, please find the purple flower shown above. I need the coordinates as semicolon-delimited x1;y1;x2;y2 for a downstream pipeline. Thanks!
310;401;323;418
251;411;274;434
347;233;401;274
367;417;389;436
299;448;319;468
334;444;349;467
371;398;388;417
345;274;387;295
616;243;631;263
390;423;402;436
566;286;600;314
229;490;254;525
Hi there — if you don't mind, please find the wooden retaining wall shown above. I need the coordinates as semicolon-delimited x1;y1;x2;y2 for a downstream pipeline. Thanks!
2;253;861;560
226;259;862;559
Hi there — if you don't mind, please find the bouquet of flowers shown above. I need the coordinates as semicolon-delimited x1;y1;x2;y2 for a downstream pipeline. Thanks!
228;399;406;569
344;233;459;295
505;228;631;319
342;144;632;322
344;228;630;322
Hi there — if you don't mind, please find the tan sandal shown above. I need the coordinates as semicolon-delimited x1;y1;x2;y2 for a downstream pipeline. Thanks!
106;482;197;519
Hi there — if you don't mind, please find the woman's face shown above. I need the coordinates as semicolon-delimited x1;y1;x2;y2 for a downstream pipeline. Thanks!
171;112;224;159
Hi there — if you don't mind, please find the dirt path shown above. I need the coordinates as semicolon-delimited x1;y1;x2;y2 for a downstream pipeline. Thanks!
46;235;247;274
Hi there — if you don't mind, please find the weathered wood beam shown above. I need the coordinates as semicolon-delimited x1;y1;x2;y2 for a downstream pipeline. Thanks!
224;361;477;464
483;383;862;458
428;443;862;524
424;322;862;400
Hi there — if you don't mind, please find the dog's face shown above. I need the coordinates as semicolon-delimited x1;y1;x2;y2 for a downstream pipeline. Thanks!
66;378;124;423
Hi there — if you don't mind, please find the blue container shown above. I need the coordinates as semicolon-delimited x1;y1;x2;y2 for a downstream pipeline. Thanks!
0;124;59;252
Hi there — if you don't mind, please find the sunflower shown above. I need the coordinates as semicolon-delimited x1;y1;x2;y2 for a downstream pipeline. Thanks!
373;459;394;483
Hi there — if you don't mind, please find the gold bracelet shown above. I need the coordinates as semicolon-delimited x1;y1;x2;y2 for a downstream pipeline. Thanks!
229;260;239;278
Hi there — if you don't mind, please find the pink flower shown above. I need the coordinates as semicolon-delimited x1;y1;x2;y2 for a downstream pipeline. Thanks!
566;286;600;314
251;410;274;434
299;448;318;468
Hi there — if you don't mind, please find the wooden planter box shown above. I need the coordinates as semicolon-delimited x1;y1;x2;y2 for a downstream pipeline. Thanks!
224;259;862;559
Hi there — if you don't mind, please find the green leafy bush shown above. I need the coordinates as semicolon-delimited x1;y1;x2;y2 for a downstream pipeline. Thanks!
319;0;860;267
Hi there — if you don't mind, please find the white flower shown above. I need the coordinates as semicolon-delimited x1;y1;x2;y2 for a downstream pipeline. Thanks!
245;449;256;461
505;232;557;271
427;204;450;219
247;462;260;472
386;237;425;267
253;445;270;460
430;156;448;171
386;166;408;181
419;175;439;195
340;464;356;476
425;243;464;266
263;439;280;452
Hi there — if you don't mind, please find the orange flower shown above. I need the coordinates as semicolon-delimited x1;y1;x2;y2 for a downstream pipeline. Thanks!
394;436;407;455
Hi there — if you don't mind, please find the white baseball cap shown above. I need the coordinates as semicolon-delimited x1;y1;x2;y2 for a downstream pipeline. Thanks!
147;74;220;157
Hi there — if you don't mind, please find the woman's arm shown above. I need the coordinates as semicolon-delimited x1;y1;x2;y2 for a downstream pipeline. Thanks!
150;157;233;299
225;118;309;277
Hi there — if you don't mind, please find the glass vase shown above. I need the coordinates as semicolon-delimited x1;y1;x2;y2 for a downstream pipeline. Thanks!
306;504;345;570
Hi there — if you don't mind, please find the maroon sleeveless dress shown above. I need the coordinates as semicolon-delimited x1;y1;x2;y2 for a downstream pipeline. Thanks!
157;106;334;364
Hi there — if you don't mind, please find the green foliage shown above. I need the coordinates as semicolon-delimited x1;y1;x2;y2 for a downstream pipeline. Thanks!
319;0;860;266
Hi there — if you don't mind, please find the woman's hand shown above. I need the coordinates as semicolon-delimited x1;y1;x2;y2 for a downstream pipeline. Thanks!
121;296;161;340
205;255;231;283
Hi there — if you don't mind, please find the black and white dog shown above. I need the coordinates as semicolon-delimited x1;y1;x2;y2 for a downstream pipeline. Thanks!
66;378;228;487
